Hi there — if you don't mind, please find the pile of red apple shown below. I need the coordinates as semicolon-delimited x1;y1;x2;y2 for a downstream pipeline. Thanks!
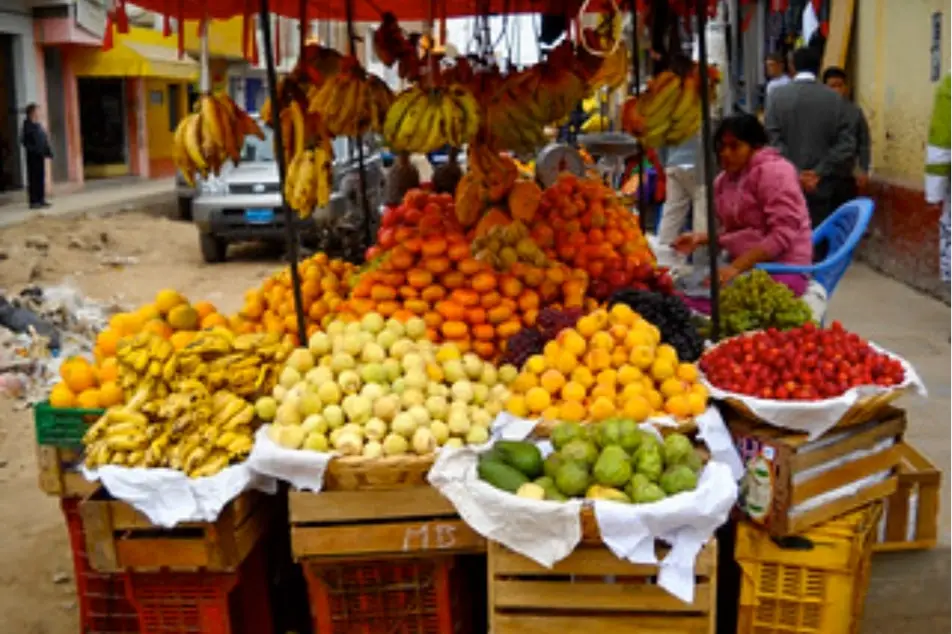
367;190;462;261
700;321;906;401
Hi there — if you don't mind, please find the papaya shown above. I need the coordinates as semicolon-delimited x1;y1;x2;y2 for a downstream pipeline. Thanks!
455;172;485;229
478;459;530;493
508;180;542;222
473;208;511;239
494;440;544;479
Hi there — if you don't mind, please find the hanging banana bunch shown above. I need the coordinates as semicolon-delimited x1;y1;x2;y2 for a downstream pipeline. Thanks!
308;56;394;137
383;83;481;153
173;92;264;186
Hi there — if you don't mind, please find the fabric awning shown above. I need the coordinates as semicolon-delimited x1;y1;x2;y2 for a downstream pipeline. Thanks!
72;36;199;81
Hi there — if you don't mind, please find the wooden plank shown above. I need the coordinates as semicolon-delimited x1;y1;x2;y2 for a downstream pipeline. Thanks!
115;539;211;570
289;486;456;524
789;477;897;535
491;542;716;578
821;0;857;71
792;416;905;473
874;538;937;553
291;519;486;558
235;497;273;564
107;500;158;530
36;446;64;496
882;481;913;544
792;444;903;505
916;481;940;543
897;443;942;485
80;500;119;573
492;613;711;634
493;579;711;613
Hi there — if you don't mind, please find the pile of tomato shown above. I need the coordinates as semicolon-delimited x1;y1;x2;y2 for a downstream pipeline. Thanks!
699;322;906;401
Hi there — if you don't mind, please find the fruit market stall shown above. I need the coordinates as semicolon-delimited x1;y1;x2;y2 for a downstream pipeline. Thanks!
20;1;943;633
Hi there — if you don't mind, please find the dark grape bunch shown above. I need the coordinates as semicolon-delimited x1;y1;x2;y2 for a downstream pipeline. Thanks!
719;270;813;337
500;307;584;367
609;289;704;361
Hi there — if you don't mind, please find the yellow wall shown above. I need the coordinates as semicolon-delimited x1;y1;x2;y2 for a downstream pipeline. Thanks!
145;78;189;162
852;0;951;187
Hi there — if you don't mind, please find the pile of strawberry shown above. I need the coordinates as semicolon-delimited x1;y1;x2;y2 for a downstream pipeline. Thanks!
700;322;906;401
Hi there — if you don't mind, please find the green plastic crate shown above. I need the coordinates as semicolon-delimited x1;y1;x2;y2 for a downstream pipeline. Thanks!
34;401;105;448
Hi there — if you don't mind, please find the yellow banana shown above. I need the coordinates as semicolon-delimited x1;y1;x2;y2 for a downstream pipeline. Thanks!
184;114;207;171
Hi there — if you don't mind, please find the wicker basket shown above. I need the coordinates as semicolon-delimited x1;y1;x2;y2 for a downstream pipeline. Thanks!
323;453;435;490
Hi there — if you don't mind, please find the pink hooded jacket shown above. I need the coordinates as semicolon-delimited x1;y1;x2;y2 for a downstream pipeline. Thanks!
714;147;813;292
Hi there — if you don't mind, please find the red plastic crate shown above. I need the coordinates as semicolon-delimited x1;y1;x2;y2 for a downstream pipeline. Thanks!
122;542;274;634
302;556;470;634
61;499;141;634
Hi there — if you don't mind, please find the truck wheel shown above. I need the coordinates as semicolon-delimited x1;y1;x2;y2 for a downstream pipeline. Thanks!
177;196;193;221
199;233;227;263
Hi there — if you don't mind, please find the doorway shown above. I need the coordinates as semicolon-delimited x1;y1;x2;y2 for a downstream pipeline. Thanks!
44;48;69;182
78;77;128;178
0;34;22;192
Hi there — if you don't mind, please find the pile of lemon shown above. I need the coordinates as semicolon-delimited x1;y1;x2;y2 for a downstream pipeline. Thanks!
505;304;708;423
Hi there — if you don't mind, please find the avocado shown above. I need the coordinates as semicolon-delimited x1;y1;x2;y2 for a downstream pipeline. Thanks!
494;440;544;479
478;459;530;493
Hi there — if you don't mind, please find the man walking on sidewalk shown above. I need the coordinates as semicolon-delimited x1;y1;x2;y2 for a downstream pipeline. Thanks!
764;48;855;232
20;103;52;209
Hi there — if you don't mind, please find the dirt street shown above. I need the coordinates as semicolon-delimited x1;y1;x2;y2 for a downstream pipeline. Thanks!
0;209;275;632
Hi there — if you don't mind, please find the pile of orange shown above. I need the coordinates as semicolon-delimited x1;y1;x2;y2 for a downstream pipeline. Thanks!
339;230;592;360
234;253;355;345
49;356;122;410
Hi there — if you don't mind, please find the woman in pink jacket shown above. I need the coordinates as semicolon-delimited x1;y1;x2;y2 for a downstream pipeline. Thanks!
674;113;813;301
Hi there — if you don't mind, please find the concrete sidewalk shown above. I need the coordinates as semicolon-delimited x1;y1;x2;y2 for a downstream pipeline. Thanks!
0;177;176;228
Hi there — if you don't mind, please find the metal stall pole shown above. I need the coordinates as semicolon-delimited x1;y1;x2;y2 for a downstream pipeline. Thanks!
695;0;720;341
345;0;375;256
259;0;308;345
629;0;648;233
200;16;210;93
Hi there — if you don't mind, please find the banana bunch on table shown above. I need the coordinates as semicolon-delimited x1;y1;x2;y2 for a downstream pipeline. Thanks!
173;92;264;186
83;382;256;478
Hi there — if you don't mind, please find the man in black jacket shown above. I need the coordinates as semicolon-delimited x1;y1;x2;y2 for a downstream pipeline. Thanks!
20;103;52;209
822;66;872;194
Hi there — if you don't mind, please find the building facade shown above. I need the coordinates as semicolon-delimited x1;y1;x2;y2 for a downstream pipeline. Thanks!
0;0;43;194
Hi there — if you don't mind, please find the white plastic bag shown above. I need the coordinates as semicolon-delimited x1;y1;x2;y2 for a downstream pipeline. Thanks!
246;425;336;491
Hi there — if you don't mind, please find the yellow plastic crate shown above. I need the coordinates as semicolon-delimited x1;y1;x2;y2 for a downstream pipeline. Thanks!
736;502;882;634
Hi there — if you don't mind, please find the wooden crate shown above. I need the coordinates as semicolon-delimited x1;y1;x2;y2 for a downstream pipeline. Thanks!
729;408;906;537
79;491;272;573
36;445;99;498
289;486;485;560
875;442;941;552
489;538;717;634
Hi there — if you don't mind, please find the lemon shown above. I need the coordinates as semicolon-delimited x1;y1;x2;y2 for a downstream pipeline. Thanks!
559;329;587;356
656;344;678;363
590;382;616;400
677;363;700;383
589;331;614;351
561;381;587;401
687;392;707;416
584;348;612;371
621;382;646;400
609;303;636;326
576;315;599;338
540;369;567;394
665;394;692;418
556;350;579;375
511;372;539;393
629;346;655;370
543;341;562;366
622;395;652;421
625;329;653;349
645;389;663;410
506;394;528;417
660;377;687;398
596;369;617;387
559;400;587;422
541;406;561;421
589;396;615;421
525;354;547;375
611;348;630;368
617;364;642;385
571;366;595;389
691;383;709;399
650;358;676;381
525;386;552;413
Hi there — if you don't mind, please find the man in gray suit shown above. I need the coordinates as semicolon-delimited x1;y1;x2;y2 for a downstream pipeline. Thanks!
765;48;856;230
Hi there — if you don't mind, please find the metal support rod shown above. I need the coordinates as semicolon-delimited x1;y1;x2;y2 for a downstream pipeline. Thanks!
695;0;720;341
298;0;306;53
259;0;308;345
345;0;375;255
199;17;210;92
630;0;648;233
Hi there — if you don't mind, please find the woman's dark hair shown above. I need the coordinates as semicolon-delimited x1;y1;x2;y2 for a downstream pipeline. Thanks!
714;113;769;152
25;103;37;118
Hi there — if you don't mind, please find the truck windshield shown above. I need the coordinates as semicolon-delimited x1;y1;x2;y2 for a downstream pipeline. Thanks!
241;127;275;162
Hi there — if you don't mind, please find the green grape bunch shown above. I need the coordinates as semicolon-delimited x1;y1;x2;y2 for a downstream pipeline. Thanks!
717;270;814;337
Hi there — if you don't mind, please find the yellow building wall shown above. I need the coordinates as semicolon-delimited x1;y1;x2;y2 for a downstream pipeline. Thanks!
145;78;190;176
852;0;951;187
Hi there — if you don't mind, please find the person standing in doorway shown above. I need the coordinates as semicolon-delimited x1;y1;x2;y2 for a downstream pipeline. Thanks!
764;48;855;233
20;104;52;209
823;66;872;194
925;73;951;284
763;52;791;108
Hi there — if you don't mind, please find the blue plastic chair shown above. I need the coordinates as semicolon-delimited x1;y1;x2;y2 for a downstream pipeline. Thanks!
755;197;875;298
